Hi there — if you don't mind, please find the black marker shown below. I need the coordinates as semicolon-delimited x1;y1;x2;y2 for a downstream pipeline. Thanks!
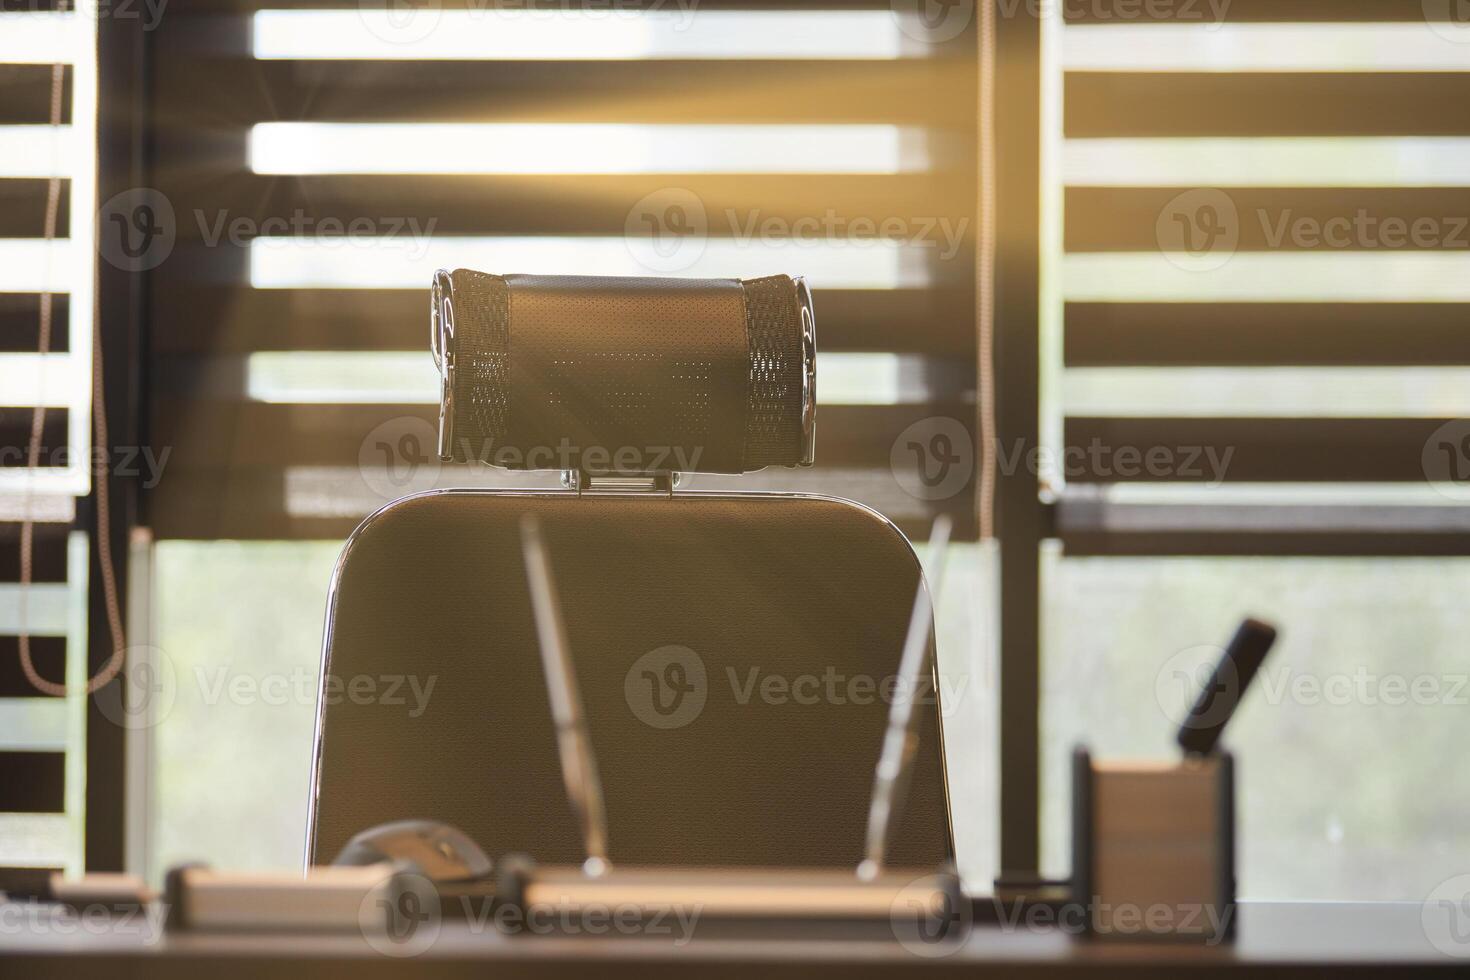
1176;618;1278;757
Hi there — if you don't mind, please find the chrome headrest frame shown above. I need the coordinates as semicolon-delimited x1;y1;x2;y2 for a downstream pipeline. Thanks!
795;276;817;467
432;269;457;462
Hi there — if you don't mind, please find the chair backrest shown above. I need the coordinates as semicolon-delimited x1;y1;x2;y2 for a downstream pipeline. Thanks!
308;271;953;869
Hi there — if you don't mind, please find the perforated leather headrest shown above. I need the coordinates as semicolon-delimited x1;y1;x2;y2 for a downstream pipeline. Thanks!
432;271;816;475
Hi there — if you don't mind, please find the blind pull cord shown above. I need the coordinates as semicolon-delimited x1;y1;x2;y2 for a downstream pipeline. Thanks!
20;2;127;697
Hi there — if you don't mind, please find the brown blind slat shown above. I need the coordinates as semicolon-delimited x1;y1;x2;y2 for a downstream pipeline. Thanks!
0;753;66;813
154;286;974;357
0;637;66;697
0;295;71;352
0;64;73;124
1066;73;1470;137
1066;187;1470;253
1063;0;1444;22
1065;303;1470;368
158;57;968;126
0;179;73;238
1064;417;1449;483
170;173;967;238
152;402;972;469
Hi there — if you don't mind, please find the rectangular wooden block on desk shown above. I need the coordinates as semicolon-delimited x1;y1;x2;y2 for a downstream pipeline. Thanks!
1073;748;1234;941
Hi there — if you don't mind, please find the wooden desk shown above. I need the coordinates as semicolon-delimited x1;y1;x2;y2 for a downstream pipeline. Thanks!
1;900;1463;977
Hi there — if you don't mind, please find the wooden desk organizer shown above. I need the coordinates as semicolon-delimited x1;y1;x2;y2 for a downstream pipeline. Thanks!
1071;747;1235;942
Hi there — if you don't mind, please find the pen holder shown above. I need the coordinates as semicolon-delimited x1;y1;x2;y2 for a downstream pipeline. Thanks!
1071;747;1235;942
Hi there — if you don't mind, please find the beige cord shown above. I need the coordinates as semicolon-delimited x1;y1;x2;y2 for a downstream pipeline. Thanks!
977;0;998;541
20;2;127;696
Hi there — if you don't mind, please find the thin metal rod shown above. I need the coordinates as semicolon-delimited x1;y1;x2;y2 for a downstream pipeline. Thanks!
519;514;611;875
858;514;954;881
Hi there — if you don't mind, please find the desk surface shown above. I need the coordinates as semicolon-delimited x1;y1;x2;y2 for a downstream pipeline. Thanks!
2;901;1464;977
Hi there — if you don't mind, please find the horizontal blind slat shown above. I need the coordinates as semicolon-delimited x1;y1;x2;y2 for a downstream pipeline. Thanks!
1066;187;1470;252
160;173;971;238
153;286;974;357
1065;73;1470;137
147;470;973;542
0;65;73;125
1063;0;1447;22
0;178;72;238
1065;303;1470;367
156;57;967;125
149;402;973;468
1064;417;1450;483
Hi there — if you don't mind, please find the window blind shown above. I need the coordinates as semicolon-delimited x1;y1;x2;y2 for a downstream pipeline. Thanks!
0;4;97;879
147;1;981;543
1051;2;1470;556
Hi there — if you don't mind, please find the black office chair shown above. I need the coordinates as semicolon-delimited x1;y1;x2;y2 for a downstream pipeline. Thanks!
307;271;953;869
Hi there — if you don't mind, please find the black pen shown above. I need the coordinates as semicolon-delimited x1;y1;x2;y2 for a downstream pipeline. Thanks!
1176;617;1278;757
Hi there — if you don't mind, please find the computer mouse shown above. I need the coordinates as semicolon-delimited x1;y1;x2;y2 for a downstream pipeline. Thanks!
332;820;493;883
